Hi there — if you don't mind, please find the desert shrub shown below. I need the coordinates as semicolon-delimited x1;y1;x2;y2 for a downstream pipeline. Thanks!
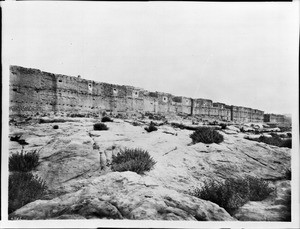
145;112;165;121
9;150;39;172
270;132;287;138
69;113;85;118
247;135;292;149
220;123;227;130
171;123;186;129
93;123;108;131
101;116;113;122
190;127;223;144
111;148;156;174
9;172;47;214
254;129;260;135
144;122;158;133
281;139;292;148
10;135;22;142
246;176;274;201
132;121;140;126
53;125;59;129
39;118;72;124
285;168;291;180
191;176;273;214
279;126;292;132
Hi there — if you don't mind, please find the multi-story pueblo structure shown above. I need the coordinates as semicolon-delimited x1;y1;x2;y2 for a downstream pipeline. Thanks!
9;65;289;124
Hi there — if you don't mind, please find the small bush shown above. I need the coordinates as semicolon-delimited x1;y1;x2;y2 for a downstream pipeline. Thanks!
285;168;291;180
111;148;156;174
246;176;274;201
10;135;22;142
53;125;59;129
145;112;165;121
9;150;39;172
191;176;273;214
144;122;158;133
67;113;86;118
220;123;227;130
10;135;28;145
247;135;292;149
279;126;292;132
101;116;113;122
9;172;47;214
190;127;223;144
132;121;140;126
39;118;70;124
281;139;292;148
171;123;186;129
93;123;108;131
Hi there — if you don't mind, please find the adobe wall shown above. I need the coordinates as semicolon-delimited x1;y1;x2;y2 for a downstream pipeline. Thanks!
10;65;267;123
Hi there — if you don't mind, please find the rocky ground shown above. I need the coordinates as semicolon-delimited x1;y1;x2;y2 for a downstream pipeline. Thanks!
8;116;291;221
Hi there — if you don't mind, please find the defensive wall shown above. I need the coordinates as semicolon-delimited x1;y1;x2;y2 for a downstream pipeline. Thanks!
263;113;290;124
10;65;267;123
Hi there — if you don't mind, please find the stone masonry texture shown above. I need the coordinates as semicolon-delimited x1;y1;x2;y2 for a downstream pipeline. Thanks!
10;65;269;123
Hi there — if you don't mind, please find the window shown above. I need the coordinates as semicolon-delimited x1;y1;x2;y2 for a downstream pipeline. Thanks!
133;91;139;97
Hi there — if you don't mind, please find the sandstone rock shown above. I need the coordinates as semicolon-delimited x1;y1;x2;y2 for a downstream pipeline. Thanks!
244;134;260;140
8;118;291;220
10;172;235;221
241;126;255;132
226;125;240;132
268;127;281;132
262;133;272;138
222;129;238;135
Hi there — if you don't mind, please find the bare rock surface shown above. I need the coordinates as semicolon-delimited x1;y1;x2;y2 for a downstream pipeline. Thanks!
9;118;291;220
10;172;235;221
226;125;240;132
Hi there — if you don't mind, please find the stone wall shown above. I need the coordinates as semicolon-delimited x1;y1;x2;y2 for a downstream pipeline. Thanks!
264;114;287;124
10;65;267;123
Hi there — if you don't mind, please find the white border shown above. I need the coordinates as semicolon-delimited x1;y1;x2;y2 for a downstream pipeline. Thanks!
1;1;299;228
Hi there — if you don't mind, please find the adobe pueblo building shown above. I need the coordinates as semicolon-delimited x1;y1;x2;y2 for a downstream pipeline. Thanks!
9;65;285;124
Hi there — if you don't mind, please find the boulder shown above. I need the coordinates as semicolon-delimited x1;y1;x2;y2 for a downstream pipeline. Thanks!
226;125;240;132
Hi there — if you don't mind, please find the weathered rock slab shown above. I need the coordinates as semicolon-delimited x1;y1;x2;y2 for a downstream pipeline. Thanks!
11;172;235;221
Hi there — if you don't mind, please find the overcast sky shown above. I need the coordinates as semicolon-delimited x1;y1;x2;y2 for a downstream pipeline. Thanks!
3;2;299;114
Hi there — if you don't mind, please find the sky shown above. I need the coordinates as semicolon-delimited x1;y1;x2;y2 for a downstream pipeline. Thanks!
3;2;299;114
